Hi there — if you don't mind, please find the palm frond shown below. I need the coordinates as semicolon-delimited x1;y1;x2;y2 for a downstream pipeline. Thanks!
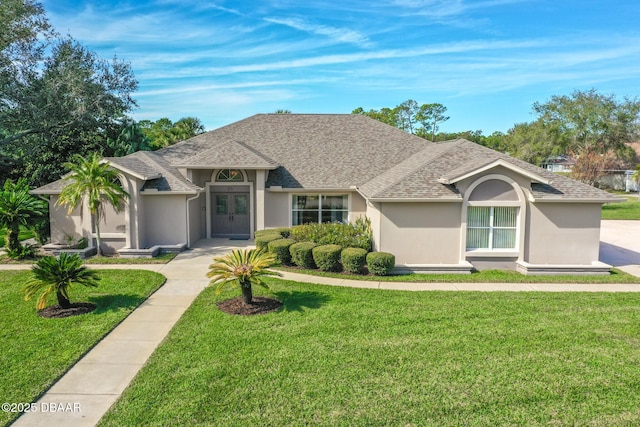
207;248;281;298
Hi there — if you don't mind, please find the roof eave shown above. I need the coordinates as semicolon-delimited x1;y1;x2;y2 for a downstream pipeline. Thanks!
267;186;355;192
531;197;627;203
439;159;551;185
140;189;201;196
367;197;463;203
174;164;279;170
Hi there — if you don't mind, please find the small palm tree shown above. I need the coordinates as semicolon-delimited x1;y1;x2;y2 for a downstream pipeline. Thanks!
0;178;46;254
57;153;129;256
24;253;100;309
207;249;281;304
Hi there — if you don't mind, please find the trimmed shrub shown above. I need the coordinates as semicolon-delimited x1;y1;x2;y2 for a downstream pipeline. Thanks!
289;241;317;268
290;217;372;251
366;252;395;276
312;244;342;272
274;227;291;238
341;247;368;274
268;238;295;265
255;232;283;251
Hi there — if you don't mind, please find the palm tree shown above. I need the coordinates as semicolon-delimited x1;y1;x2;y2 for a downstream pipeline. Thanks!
24;253;100;309
0;178;46;254
57;153;129;256
207;249;281;304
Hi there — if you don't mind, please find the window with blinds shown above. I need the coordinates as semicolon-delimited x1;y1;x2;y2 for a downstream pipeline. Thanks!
466;206;518;250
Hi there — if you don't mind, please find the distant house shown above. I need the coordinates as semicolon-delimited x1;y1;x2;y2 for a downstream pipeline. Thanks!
33;114;622;275
541;155;575;173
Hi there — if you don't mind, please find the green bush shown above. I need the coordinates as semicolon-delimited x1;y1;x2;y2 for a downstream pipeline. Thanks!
274;227;291;238
366;252;395;276
255;232;283;251
341;247;368;274
312;244;342;272
289;241;317;268
268;238;295;265
290;217;372;250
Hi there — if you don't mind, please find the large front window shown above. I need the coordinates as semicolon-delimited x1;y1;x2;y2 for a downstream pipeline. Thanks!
292;194;348;225
466;206;518;250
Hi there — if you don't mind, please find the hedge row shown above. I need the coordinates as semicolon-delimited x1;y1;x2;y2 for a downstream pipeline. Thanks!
262;235;394;276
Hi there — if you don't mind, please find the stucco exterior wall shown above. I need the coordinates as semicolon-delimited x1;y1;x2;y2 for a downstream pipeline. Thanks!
525;202;602;265
99;202;126;234
350;192;367;220
141;195;188;247
378;202;462;265
263;191;290;228
188;193;204;245
366;201;382;252
49;195;84;245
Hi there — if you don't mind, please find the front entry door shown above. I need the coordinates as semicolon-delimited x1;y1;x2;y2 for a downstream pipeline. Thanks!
211;192;250;238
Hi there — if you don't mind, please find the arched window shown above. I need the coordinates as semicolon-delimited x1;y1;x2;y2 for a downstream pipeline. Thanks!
463;177;523;252
215;169;244;182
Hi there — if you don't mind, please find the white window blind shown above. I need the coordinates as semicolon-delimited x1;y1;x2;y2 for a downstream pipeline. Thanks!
467;206;517;250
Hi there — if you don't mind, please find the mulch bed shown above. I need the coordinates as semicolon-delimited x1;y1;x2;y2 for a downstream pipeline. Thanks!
217;297;282;316
38;302;97;318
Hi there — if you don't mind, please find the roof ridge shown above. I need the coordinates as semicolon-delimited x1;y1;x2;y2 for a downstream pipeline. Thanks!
135;151;199;189
363;140;460;198
231;139;279;166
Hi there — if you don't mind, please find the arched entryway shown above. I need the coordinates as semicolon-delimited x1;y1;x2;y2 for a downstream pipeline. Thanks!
206;169;253;239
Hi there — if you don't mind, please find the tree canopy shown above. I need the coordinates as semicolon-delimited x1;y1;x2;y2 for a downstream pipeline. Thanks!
0;1;138;186
139;117;205;149
353;99;450;140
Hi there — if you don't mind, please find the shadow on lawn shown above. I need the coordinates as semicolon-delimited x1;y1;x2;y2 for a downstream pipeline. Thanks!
273;290;331;312
89;294;146;314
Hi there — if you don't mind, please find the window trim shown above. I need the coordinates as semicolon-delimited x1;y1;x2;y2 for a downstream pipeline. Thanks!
460;174;526;260
290;193;349;226
215;169;245;182
466;206;519;251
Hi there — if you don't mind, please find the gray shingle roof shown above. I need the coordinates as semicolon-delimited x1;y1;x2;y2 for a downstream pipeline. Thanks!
32;114;622;202
358;138;620;201
162;114;431;189
119;151;200;193
167;139;278;169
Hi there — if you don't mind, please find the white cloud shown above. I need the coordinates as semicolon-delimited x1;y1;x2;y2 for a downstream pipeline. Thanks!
264;17;371;48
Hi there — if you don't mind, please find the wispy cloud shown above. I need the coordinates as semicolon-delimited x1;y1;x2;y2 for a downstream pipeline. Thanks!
264;17;371;48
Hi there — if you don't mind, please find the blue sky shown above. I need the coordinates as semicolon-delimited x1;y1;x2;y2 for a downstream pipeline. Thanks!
41;0;640;134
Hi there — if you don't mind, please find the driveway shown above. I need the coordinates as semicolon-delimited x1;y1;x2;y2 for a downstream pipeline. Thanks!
600;220;640;276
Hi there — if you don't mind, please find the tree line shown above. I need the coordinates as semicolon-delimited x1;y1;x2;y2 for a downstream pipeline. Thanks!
354;90;640;185
0;0;205;188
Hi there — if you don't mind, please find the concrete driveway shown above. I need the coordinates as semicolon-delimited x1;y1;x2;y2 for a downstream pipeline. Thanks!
600;220;640;276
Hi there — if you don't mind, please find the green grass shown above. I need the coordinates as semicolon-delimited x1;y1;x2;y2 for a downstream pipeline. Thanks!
602;195;640;220
0;228;35;247
0;270;166;427
100;279;640;426
277;266;640;284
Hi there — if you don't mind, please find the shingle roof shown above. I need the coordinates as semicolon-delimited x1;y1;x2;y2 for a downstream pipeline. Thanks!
117;151;200;193
162;114;431;189
358;138;620;201
161;139;278;169
32;114;622;202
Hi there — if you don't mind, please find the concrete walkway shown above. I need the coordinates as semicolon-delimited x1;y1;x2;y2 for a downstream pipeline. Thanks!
9;227;640;426
12;239;254;427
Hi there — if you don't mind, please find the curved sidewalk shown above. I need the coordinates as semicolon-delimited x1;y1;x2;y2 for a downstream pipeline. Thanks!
11;239;249;427
10;237;640;427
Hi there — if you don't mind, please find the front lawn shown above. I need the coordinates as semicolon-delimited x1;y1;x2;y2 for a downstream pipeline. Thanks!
602;195;640;220
0;270;165;427
277;266;640;284
100;279;640;426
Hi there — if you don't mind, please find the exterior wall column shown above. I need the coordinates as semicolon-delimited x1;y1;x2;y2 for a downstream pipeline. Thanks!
256;170;266;232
